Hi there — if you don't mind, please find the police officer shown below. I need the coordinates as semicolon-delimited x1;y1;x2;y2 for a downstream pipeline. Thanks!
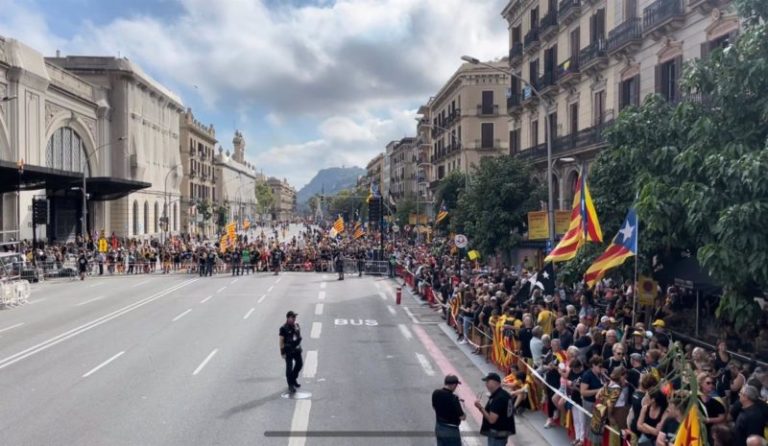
279;311;303;393
475;372;516;446
356;249;365;278
432;374;465;446
334;249;344;281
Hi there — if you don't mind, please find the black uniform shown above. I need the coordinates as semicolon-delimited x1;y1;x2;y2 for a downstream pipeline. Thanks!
480;387;516;442
334;251;344;280
356;250;365;277
279;322;303;390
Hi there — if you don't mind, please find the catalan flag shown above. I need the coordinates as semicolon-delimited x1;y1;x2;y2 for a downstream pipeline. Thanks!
436;201;449;224
544;174;603;263
584;208;637;289
353;222;365;239
219;234;228;253
673;402;703;446
226;222;236;243
332;215;344;235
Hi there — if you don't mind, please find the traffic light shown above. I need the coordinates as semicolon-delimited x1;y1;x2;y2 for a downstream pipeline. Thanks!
32;198;48;225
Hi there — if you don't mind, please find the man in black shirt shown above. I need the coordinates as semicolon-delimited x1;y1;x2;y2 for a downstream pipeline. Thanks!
735;385;768;446
432;374;465;446
475;372;516;446
279;311;303;393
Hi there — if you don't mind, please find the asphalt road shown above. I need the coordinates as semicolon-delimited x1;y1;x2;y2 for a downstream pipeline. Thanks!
0;243;550;445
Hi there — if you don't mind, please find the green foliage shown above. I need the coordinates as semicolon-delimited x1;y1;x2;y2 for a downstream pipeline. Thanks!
394;195;416;226
328;187;367;221
215;204;229;229
196;199;213;222
255;182;275;215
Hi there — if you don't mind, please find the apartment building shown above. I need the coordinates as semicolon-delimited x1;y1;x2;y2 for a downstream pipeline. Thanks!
502;0;737;209
416;61;510;193
364;153;384;189
179;108;217;238
267;177;296;222
388;137;418;202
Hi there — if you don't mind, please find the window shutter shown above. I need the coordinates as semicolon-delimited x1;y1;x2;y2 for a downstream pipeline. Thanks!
700;42;709;60
654;64;662;96
673;56;683;102
633;75;641;106
597;9;606;38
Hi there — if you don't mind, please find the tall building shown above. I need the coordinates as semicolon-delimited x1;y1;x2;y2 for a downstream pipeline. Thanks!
416;61;511;194
179;108;216;238
213;130;259;228
388;137;418;202
267;177;296;222
502;0;737;209
364;153;384;189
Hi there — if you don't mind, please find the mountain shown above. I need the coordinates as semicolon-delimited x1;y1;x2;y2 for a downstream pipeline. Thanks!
297;166;365;206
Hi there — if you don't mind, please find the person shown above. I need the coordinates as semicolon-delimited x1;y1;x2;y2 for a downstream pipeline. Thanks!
475;372;515;446
432;374;465;446
241;247;251;275
279;311;303;393
698;372;726;445
636;389;667;446
655;391;686;446
334;250;344;281
747;435;768;446
206;249;216;276
356;249;365;278
271;245;283;275
735;385;768;446
77;250;89;281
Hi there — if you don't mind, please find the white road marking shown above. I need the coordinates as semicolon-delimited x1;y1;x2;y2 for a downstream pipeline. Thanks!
243;308;255;320
200;295;214;304
402;306;420;324
230;278;239;285
267;286;274;292
320;282;326;289
88;282;103;288
0;323;24;334
398;323;413;340
75;296;104;306
192;348;218;375
217;286;227;294
318;291;326;300
82;351;125;378
275;277;282;284
310;322;322;339
322;274;329;280
378;291;388;301
172;309;192;322
374;281;381;289
131;279;152;288
288;400;312;446
387;305;397;316
257;294;267;304
27;298;46;305
315;303;324;315
415;353;436;376
302;350;318;379
0;279;197;372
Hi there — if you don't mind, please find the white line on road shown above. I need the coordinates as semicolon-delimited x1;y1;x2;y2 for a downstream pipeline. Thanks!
75;296;104;306
310;322;322;339
27;298;46;305
288;400;312;446
257;294;267;304
320;282;326;289
200;295;214;304
131;279;151;288
0;279;198;372
302;350;318;379
315;303;324;315
387;305;397;316
243;308;255;320
378;291;388;301
172;309;192;322
402;306;420;324
0;323;24;334
267;286;274;292
415;353;436;376
82;351;125;378
88;282;103;288
322;274;329;280
374;281;381;289
230;278;239;285
398;323;413;340
217;286;227;294
318;291;326;300
275;277;282;284
192;348;218;375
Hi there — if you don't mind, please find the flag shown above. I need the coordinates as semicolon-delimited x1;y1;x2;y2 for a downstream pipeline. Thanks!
584;208;638;289
436;201;449;224
226;222;236;242
353;221;365;239
544;174;603;263
673;403;702;446
333;215;345;233
219;234;228;253
467;250;480;261
367;182;380;204
531;262;556;296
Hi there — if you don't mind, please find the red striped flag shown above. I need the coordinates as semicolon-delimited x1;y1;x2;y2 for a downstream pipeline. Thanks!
544;174;603;263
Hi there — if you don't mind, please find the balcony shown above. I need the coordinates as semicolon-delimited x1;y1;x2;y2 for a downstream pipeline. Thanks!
507;94;522;116
477;104;499;116
579;38;608;72
474;139;502;151
643;0;684;40
521;79;540;104
537;71;558;95
556;57;580;87
558;0;581;25
540;10;558;41
608;18;643;56
688;0;729;13
516;120;613;163
524;28;540;54
509;43;523;65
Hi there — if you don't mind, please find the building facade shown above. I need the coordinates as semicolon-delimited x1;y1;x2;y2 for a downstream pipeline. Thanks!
267;177;296;222
214;131;259;229
363;153;384;190
502;0;737;210
388;137;418;202
179;108;217;238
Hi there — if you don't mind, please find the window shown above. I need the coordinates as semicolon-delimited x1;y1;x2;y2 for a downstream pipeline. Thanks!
593;90;606;125
702;32;737;59
589;8;606;44
45;127;90;175
529;60;539;87
547;112;557;142
510;129;521;155
655;58;681;102
481;123;494;149
544;45;557;78
531;119;539;147
481;91;494;114
570;28;580;60
569;103;579;135
620;75;640;110
530;7;539;29
623;0;637;19
512;26;521;45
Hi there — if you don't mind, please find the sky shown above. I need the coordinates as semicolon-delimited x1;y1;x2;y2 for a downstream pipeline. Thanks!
0;0;509;189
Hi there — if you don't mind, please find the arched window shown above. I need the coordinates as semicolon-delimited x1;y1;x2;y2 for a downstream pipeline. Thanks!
46;127;91;175
154;202;159;233
144;201;149;234
132;200;139;235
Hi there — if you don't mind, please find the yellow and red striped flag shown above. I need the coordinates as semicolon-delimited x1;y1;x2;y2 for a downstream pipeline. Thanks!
584;208;637;288
435;201;449;224
353;222;365;239
544;174;602;263
673;403;703;446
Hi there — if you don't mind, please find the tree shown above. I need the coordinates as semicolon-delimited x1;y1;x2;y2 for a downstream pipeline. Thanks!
196;199;213;222
433;171;466;228
255;182;275;217
328;187;367;222
394;194;416;226
454;156;543;256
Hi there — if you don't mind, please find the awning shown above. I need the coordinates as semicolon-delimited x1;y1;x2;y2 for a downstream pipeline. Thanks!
86;177;151;201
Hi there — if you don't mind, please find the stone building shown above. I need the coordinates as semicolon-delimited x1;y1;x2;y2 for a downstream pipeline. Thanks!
213;131;260;229
267;177;296;222
179;108;216;238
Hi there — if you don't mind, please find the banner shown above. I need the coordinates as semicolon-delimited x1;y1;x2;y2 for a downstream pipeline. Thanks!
98;238;108;253
528;210;573;240
554;210;571;235
638;276;658;307
408;214;429;225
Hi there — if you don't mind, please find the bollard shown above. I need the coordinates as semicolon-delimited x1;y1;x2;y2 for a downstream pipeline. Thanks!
396;287;402;305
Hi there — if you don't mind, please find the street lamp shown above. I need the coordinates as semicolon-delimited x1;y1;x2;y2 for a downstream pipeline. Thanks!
461;54;556;246
82;136;126;238
163;164;181;243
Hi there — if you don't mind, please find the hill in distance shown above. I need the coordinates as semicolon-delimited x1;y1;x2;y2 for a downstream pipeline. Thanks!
297;166;365;206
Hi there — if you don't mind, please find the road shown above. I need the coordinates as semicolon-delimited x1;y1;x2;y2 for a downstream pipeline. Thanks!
0;252;551;445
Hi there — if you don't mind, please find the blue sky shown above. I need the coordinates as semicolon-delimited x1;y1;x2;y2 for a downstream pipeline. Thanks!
0;0;508;188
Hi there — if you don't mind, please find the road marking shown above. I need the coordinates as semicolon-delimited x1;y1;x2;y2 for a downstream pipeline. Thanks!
131;279;151;288
387;305;396;316
288;400;312;446
398;323;413;340
200;295;214;304
230;278;239;285
27;298;46;305
217;286;227;294
75;296;104;306
320;282;326;289
192;348;218;375
374;281;381;289
415;353;436;376
88;282;103;288
402;306;420;324
322;274;329;280
267;286;274;292
0;279;197;372
315;303;324;315
275;277;282;284
257;294;267;304
310;322;322;339
244;308;255;320
172;309;192;322
318;291;326;300
0;323;24;334
378;291;388;301
82;351;125;378
302;350;318;378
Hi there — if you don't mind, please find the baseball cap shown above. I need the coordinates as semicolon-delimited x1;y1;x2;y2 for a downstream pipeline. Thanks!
652;319;665;328
481;372;502;383
444;375;462;385
286;311;298;318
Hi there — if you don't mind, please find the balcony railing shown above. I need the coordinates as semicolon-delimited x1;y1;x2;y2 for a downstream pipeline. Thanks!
538;71;558;93
556;57;580;85
475;139;502;150
524;28;540;51
608;17;643;54
558;0;581;24
540;10;558;40
507;94;522;113
509;43;523;63
517;121;613;162
521;78;541;102
477;104;499;116
643;0;684;37
579;38;608;70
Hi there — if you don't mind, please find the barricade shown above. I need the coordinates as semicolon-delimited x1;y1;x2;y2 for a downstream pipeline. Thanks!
364;260;389;276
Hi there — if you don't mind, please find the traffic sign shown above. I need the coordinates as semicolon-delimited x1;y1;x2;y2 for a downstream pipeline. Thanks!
454;234;468;249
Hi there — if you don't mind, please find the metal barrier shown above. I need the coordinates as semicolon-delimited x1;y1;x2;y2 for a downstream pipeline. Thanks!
364;260;390;276
0;280;31;308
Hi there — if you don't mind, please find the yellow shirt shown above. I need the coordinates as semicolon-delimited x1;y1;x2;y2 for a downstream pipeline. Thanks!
538;310;555;335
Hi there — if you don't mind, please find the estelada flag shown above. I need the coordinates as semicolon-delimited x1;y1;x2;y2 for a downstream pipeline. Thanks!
673;403;703;446
435;201;449;224
584;208;637;289
544;174;602;263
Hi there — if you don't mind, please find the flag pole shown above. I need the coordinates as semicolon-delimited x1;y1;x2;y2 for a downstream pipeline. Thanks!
632;213;639;328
